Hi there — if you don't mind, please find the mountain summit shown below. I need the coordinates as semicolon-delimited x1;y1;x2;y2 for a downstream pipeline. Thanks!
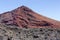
0;6;60;28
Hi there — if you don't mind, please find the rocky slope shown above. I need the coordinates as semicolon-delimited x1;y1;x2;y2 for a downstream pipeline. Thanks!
0;23;60;40
0;6;60;40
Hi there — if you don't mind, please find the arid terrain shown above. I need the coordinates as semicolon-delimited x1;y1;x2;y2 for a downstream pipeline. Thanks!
0;6;60;40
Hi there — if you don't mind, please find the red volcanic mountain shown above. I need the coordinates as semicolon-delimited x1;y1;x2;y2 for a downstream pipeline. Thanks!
0;6;60;28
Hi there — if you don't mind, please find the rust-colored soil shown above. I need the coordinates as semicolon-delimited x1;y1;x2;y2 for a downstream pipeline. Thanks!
0;6;60;28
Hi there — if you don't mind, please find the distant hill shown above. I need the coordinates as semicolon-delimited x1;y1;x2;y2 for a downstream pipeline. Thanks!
0;6;60;28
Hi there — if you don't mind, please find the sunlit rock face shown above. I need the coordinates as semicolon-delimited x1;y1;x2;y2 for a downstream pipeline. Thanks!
0;6;60;28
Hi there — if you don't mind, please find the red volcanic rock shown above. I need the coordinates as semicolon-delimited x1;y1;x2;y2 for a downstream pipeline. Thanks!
0;6;60;28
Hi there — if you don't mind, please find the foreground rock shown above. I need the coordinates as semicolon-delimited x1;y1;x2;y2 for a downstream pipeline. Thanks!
0;23;60;40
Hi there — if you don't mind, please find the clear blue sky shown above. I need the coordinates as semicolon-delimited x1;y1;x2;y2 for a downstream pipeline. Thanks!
0;0;60;21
